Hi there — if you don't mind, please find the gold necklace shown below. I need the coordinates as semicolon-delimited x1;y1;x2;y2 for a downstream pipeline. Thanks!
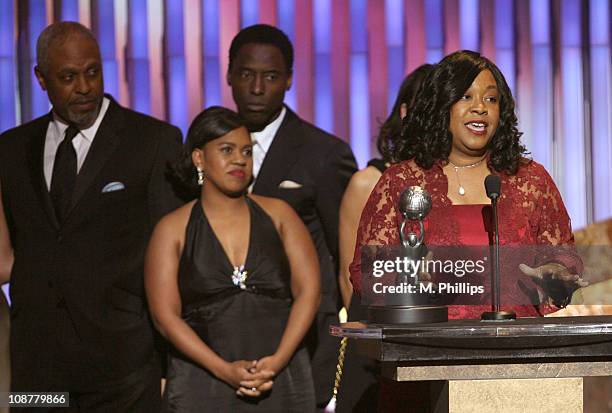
448;157;486;196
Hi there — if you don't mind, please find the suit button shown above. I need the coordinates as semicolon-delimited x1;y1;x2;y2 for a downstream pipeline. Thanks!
57;233;63;242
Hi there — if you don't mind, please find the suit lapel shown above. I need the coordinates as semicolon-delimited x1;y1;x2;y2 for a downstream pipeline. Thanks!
68;98;123;214
26;114;60;229
252;108;303;194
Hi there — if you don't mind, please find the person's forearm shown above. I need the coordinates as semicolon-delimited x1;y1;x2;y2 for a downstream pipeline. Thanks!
154;313;227;377
273;289;319;367
0;181;13;284
0;250;12;285
338;270;353;310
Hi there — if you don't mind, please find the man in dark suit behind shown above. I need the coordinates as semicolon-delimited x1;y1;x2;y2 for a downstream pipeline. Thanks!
227;24;357;410
0;22;182;412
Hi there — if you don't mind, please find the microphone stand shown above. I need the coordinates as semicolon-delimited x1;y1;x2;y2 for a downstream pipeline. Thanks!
481;181;516;321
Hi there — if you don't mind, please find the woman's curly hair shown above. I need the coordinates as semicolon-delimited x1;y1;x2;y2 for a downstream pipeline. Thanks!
377;64;435;163
396;50;527;175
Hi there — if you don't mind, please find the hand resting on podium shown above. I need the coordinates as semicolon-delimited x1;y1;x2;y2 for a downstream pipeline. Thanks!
546;279;612;317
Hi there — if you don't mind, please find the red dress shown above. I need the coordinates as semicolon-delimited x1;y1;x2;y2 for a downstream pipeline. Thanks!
349;158;581;318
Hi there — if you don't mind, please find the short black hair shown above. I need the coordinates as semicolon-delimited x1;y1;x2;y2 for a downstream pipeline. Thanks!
169;106;246;199
36;21;99;76
228;24;293;73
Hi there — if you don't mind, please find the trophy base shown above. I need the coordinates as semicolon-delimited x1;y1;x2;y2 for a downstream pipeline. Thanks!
367;305;448;324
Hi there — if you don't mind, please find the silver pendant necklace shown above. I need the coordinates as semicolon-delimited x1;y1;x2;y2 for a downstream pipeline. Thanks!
448;157;486;196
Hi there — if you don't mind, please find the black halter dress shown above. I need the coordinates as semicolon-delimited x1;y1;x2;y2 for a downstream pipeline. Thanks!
163;197;315;412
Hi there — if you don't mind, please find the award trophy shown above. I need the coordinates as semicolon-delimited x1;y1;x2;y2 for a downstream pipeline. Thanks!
367;186;448;324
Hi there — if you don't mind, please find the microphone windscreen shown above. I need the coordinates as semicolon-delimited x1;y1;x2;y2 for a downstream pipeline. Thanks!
484;175;501;199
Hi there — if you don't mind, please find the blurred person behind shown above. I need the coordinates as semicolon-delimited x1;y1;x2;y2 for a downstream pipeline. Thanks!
335;64;433;413
338;64;434;310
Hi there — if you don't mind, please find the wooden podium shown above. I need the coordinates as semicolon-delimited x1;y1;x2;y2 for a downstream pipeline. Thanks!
332;316;612;413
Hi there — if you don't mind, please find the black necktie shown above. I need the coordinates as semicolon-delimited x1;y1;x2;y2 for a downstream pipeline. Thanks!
50;125;79;223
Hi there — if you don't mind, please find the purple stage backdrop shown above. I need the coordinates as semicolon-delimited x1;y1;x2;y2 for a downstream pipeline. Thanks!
0;0;610;231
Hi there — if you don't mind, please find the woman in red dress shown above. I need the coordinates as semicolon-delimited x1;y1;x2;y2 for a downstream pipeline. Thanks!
350;51;585;320
348;49;587;413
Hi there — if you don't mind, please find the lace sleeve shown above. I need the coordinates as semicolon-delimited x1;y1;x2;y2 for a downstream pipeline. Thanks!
349;164;411;294
530;163;582;274
514;163;583;311
532;168;573;245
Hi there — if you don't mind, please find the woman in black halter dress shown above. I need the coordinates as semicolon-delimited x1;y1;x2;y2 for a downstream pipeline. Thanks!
146;107;319;412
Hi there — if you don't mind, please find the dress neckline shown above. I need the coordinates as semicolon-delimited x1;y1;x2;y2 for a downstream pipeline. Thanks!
197;197;254;274
450;203;489;207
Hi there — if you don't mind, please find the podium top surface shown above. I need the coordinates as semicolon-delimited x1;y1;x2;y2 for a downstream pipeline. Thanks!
332;316;612;362
331;316;612;340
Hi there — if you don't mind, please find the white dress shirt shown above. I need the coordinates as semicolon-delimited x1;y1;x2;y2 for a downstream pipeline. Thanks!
250;106;287;180
43;97;110;190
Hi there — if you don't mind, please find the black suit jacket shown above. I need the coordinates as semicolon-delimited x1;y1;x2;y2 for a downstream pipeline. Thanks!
0;97;183;387
252;108;357;312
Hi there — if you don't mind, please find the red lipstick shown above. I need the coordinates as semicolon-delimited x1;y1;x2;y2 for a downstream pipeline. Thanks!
228;170;246;178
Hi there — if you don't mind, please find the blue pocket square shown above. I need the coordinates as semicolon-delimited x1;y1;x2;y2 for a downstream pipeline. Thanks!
101;182;125;193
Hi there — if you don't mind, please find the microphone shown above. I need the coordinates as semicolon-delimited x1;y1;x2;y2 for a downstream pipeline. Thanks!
481;175;516;321
484;175;501;200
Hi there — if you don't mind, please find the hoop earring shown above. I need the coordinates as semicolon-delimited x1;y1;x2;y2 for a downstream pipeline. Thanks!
197;167;204;186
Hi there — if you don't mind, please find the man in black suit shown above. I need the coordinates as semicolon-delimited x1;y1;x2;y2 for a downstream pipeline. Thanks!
227;24;357;410
0;22;182;412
